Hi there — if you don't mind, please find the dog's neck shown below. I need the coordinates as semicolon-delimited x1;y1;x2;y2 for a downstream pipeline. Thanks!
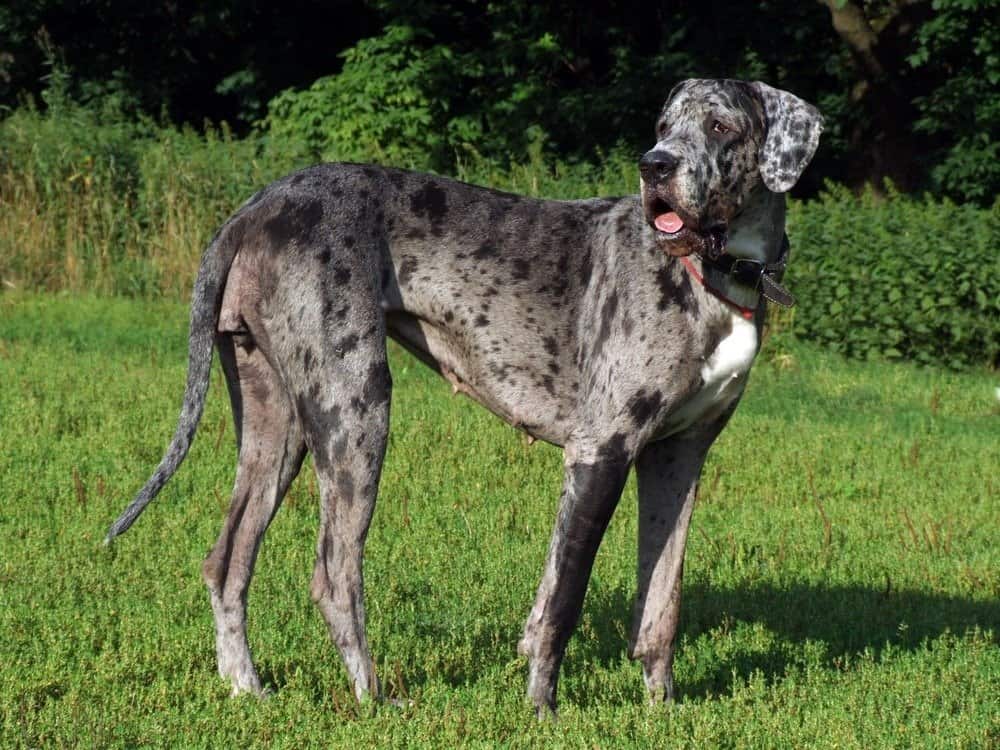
727;187;786;264
698;187;786;314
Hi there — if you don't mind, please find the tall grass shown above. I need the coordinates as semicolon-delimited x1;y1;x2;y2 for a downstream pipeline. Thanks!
0;100;642;299
0;80;642;300
0;99;307;297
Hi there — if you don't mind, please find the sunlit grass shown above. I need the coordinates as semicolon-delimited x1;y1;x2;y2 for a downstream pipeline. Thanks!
0;293;997;748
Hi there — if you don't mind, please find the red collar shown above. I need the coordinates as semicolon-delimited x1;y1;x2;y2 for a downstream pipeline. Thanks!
679;256;757;320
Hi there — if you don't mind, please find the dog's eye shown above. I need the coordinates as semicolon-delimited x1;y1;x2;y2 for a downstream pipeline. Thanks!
712;120;730;135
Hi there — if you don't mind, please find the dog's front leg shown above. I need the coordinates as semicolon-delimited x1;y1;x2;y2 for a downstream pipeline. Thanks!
628;433;716;703
518;440;631;716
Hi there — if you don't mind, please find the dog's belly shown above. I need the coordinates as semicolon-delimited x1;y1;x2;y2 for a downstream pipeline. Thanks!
659;312;758;437
385;310;576;445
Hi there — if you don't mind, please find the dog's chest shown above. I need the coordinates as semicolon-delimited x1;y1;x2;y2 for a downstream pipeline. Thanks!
661;312;759;436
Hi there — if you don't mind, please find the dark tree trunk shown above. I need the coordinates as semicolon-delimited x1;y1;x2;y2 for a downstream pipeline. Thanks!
818;0;924;191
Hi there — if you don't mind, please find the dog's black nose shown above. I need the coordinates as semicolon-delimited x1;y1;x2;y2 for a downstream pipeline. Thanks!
639;150;680;180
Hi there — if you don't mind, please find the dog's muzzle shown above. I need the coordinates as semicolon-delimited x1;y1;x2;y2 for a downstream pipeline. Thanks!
639;149;727;259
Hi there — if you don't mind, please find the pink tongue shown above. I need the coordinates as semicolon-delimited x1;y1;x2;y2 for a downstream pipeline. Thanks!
655;212;684;234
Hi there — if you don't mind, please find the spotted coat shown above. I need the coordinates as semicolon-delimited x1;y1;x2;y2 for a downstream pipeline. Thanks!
108;79;822;715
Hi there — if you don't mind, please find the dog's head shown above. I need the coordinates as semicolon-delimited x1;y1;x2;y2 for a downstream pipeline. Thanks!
639;79;822;258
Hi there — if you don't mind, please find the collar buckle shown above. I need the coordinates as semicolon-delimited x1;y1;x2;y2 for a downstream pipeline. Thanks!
729;258;766;290
698;233;796;309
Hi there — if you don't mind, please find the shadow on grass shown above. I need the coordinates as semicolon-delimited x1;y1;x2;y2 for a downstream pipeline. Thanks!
248;580;998;707
562;580;999;707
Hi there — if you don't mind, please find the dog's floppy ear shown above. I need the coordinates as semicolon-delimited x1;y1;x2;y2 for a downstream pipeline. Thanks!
752;81;823;193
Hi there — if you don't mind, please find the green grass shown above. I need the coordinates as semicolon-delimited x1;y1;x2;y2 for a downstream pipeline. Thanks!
1;292;997;748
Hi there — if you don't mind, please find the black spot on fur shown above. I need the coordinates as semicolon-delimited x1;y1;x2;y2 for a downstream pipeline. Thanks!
512;258;531;280
474;314;489;327
551;253;571;298
474;242;498;260
488;361;511;383
333;265;352;285
362;363;392;406
541;375;556;396
627;389;663;427
263;198;324;250
409;181;449;235
317;249;331;264
543;336;560;357
398;257;418;287
655;264;696;313
337;334;359;356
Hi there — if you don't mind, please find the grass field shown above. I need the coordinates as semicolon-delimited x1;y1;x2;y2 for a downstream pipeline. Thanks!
1;292;997;748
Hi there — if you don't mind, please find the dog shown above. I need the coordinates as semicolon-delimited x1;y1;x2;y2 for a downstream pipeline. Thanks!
107;78;822;715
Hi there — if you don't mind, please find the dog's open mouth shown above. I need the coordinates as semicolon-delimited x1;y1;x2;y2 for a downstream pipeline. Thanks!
645;195;728;259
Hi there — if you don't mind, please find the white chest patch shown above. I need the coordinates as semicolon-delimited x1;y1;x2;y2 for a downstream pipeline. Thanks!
663;312;759;435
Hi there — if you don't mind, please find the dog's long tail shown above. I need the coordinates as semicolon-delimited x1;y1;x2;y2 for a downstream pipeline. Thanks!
105;227;239;544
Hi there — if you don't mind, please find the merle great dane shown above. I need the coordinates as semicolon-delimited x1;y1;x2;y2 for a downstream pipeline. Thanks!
108;79;822;714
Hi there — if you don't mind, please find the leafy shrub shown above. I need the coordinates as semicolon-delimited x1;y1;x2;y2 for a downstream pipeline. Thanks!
786;183;999;370
265;25;454;169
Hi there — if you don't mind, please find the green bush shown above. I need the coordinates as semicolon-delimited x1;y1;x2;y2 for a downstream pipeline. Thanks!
786;183;1000;370
265;25;455;169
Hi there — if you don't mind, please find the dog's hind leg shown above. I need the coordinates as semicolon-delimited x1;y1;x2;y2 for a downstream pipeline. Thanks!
280;296;392;703
627;432;715;703
202;334;307;696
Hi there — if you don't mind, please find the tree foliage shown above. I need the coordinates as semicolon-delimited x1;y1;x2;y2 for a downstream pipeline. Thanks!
1;0;997;202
